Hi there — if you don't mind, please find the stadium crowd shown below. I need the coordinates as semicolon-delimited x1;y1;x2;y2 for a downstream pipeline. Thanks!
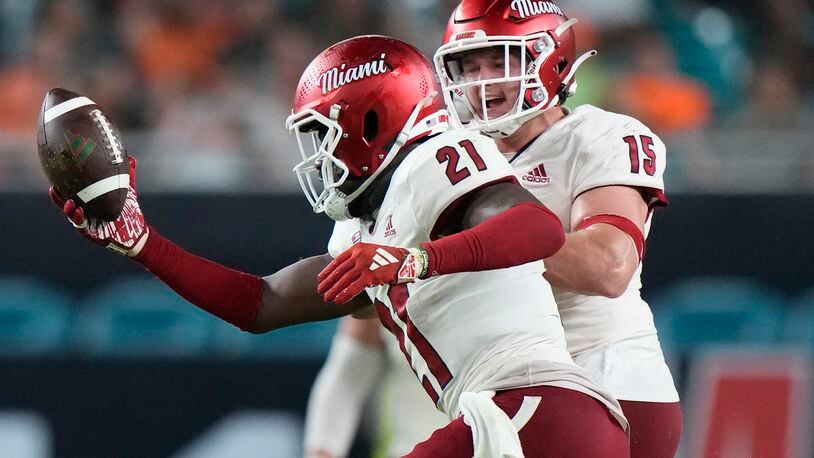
1;0;813;191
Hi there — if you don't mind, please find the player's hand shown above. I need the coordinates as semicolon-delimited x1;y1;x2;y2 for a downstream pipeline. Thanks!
317;243;428;304
49;156;148;257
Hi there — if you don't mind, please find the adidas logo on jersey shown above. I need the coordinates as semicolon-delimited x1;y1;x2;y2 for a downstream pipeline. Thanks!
521;163;551;184
369;248;399;271
384;215;397;237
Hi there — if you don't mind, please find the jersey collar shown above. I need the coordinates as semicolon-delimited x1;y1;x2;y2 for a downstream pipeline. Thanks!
508;106;573;164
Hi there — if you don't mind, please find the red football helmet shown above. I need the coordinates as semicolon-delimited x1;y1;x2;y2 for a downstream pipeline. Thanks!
434;0;595;137
287;35;447;221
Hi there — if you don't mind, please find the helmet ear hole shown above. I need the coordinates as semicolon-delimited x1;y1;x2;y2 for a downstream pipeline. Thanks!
557;59;569;75
363;109;379;141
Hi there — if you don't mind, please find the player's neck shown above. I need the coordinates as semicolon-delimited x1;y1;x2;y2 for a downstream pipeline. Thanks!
493;106;567;154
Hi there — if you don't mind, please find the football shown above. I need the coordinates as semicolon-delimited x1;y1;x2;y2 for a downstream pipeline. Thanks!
37;88;129;222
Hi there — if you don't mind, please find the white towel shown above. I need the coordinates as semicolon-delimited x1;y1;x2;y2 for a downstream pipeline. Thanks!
459;391;524;458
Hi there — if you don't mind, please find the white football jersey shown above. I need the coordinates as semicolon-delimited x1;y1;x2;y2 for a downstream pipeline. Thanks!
507;104;678;402
328;129;626;426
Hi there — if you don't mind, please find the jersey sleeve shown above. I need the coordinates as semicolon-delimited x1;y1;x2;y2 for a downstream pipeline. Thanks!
327;220;362;258
572;119;668;208
406;132;517;236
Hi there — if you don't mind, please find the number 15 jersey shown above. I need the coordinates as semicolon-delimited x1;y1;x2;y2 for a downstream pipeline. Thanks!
508;104;678;402
328;129;626;427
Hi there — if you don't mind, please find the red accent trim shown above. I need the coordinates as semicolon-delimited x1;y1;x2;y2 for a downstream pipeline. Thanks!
390;285;453;389
375;299;410;358
134;227;263;331
640;186;669;208
374;287;449;403
421;376;440;404
576;214;645;261
429;176;518;241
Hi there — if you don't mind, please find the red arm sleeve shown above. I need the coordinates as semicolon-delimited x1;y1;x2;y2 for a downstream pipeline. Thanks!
134;227;264;331
419;201;565;277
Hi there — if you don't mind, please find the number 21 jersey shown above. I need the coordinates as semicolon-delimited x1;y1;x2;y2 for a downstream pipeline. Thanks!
329;129;626;424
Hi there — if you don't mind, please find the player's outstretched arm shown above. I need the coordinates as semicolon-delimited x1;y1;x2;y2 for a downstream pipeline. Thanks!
543;185;648;298
303;316;386;458
318;181;566;303
132;232;371;333
50;158;370;332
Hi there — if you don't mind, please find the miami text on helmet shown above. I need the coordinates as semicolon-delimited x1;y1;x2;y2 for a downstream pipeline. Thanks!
510;0;564;19
319;54;389;94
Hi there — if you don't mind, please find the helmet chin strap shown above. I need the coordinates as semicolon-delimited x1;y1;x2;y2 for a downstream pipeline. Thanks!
452;97;474;124
481;119;522;138
480;108;541;138
563;50;597;93
324;191;351;221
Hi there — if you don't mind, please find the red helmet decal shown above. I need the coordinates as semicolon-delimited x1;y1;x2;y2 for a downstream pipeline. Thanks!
508;0;564;20
455;31;478;40
319;53;390;94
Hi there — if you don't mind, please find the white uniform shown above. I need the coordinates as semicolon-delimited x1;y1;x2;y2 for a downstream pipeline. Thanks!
507;104;679;402
328;129;626;425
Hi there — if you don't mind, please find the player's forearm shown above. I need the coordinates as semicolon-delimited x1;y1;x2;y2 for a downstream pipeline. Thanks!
134;228;366;333
420;201;565;276
134;227;264;330
254;255;371;332
543;225;639;297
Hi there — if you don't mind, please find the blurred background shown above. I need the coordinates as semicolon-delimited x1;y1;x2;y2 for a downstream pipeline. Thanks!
0;0;812;456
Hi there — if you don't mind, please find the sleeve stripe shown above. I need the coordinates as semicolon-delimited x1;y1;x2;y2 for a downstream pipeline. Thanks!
576;213;646;261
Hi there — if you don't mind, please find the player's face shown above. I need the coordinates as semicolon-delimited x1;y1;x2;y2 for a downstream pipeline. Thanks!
457;47;522;119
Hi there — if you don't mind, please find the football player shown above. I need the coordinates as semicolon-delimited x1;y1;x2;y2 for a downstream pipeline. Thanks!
432;1;682;456
51;35;629;456
291;35;628;457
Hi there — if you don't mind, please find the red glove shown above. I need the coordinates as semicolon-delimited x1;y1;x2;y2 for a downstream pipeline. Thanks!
49;156;148;257
317;243;428;304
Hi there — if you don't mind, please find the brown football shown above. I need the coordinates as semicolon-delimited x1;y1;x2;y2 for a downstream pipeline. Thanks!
37;88;129;222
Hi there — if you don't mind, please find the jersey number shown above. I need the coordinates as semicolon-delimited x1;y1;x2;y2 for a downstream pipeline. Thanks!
375;284;452;403
436;139;488;185
624;135;657;176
